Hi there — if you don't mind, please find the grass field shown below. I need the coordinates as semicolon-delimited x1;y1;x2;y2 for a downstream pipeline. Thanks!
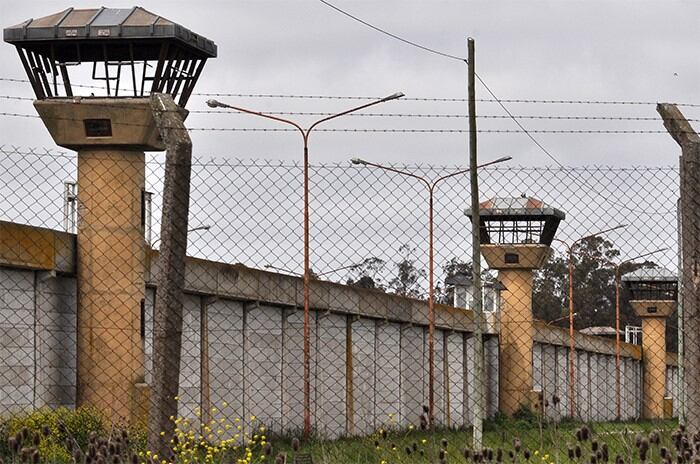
268;417;681;463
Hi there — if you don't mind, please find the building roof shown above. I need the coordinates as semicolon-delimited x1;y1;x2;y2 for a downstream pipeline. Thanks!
4;6;217;58
580;326;619;336
469;196;566;220
621;267;676;283
444;272;507;290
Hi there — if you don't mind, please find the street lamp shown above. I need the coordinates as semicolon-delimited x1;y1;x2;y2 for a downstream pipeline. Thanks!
547;312;578;326
351;155;511;423
208;93;403;436
151;225;211;248
612;247;667;419
264;261;377;278
551;224;626;418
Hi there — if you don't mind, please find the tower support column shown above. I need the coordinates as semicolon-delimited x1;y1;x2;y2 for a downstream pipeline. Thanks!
76;148;146;421
34;98;163;424
497;268;536;415
482;243;551;416
631;300;674;419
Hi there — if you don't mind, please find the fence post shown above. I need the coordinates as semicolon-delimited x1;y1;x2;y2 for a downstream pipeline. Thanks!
148;94;193;457
657;103;700;433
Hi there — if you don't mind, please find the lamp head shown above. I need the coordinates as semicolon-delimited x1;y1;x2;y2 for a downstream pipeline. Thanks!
381;92;405;102
350;158;367;165
493;156;513;164
206;99;223;108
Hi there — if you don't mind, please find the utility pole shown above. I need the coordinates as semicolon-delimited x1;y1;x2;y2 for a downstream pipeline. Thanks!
149;94;193;457
677;197;685;426
657;103;700;433
468;36;485;450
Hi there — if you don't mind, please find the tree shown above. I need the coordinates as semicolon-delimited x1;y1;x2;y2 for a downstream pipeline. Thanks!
533;236;621;327
388;244;427;298
346;257;387;290
531;236;676;349
532;252;569;324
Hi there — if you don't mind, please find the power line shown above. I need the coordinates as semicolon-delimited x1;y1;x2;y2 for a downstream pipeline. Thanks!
311;3;682;217
317;0;466;62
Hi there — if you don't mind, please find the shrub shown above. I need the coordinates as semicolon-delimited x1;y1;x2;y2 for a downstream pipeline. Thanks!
1;406;106;462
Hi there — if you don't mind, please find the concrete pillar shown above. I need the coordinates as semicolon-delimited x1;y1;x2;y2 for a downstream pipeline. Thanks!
631;300;674;419
498;268;536;415
482;244;550;416
33;98;162;423
75;148;146;421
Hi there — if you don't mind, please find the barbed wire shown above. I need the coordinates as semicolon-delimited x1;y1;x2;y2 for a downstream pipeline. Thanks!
3;93;700;121
2;145;679;172
2;77;700;107
1;112;698;134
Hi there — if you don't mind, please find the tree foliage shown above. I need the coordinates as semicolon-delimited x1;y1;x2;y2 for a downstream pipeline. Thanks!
532;236;675;350
345;257;387;290
388;244;427;298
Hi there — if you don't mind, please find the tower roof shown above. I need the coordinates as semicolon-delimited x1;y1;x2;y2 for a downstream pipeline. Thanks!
4;6;216;58
621;267;676;283
469;196;566;220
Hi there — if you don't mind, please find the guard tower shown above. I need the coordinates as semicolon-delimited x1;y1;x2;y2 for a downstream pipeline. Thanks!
622;267;677;419
4;7;216;423
467;196;565;415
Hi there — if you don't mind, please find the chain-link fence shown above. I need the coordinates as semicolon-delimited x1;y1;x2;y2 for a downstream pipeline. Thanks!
1;144;694;462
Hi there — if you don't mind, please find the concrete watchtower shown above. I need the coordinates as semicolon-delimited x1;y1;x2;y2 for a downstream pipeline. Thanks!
622;267;677;419
4;7;216;422
467;196;565;415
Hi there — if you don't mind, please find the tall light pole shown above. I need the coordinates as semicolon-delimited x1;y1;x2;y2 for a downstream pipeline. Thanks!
351;155;511;425
207;93;403;436
552;224;626;418
612;248;667;419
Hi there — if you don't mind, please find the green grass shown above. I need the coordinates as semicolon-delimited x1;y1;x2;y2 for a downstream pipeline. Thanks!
0;410;681;464
267;418;680;463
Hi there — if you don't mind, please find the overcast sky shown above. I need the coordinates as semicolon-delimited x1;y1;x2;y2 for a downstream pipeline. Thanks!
1;0;699;167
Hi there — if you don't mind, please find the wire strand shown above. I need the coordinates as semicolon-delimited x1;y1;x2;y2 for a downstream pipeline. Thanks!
318;0;467;62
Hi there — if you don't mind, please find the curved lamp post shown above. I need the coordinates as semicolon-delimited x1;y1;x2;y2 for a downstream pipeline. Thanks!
207;93;404;435
612;247;667;419
351;155;511;424
551;224;626;418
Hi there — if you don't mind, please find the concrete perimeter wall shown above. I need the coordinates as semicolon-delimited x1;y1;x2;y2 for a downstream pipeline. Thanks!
143;255;499;438
532;322;679;421
0;222;681;435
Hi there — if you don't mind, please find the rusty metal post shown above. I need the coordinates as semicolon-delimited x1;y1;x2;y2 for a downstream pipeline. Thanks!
615;266;622;420
148;94;192;457
302;141;312;435
427;189;436;426
552;238;577;418
567;246;576;418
